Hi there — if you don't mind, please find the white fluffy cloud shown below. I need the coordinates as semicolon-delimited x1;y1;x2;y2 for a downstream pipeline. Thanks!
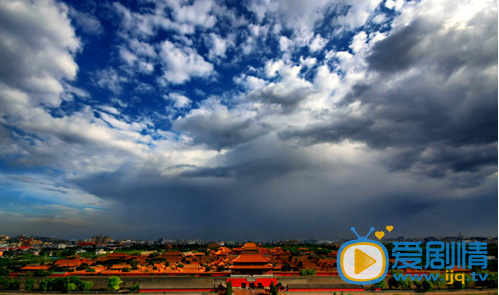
0;0;157;181
0;0;80;107
169;0;216;29
113;0;217;38
159;40;214;84
96;68;128;93
206;33;233;60
68;6;104;35
264;59;284;78
309;34;326;52
166;92;192;108
248;0;329;33
336;0;384;29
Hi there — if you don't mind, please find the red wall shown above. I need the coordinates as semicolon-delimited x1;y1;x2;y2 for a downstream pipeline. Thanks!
289;288;363;292
227;278;278;288
140;289;214;293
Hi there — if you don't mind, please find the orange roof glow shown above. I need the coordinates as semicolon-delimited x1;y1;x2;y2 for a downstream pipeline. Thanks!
232;254;270;263
21;265;50;270
242;242;258;251
229;264;273;269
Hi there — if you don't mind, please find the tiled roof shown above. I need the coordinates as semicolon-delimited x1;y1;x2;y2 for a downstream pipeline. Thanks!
54;259;83;267
163;250;182;256
242;242;258;251
21;265;50;270
232;254;270;263
229;264;273;269
110;264;131;269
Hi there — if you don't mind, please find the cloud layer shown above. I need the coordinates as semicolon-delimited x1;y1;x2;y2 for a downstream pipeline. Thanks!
0;0;496;239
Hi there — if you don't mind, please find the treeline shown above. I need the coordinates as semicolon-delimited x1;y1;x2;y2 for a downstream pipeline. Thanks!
39;276;94;292
0;272;93;292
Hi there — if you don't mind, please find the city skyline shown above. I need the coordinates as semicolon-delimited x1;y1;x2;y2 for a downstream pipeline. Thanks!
0;0;497;240
1;233;497;243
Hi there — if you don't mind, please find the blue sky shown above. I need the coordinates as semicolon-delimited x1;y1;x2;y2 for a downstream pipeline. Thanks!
0;0;497;240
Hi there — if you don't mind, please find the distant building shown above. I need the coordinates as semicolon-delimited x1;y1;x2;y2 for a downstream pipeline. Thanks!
20;238;42;247
160;250;183;264
424;236;439;243
91;235;112;244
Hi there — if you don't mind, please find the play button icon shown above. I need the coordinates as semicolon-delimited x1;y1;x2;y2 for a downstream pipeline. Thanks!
337;227;389;285
338;241;388;284
354;248;376;274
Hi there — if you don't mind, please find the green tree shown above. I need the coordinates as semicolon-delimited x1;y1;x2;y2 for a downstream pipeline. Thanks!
9;278;20;290
39;278;54;291
80;280;93;291
25;279;35;291
421;280;433;292
129;284;140;292
413;279;422;290
299;268;316;276
475;271;498;288
66;282;77;293
391;271;411;289
108;276;123;291
373;279;387;289
35;269;52;277
451;273;472;289
270;281;278;295
130;260;139;270
226;281;233;295
388;276;400;289
433;275;445;289
0;268;9;277
0;277;20;290
282;263;292;271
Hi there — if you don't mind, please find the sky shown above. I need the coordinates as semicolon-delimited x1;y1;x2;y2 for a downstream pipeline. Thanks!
0;0;497;241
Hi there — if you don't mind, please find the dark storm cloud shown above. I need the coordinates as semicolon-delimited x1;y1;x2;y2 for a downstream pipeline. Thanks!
71;167;284;239
367;11;497;76
365;19;428;74
173;100;269;150
279;115;373;145
249;82;317;111
174;117;268;150
67;138;345;239
180;138;314;180
350;191;498;238
71;152;498;240
280;6;498;179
